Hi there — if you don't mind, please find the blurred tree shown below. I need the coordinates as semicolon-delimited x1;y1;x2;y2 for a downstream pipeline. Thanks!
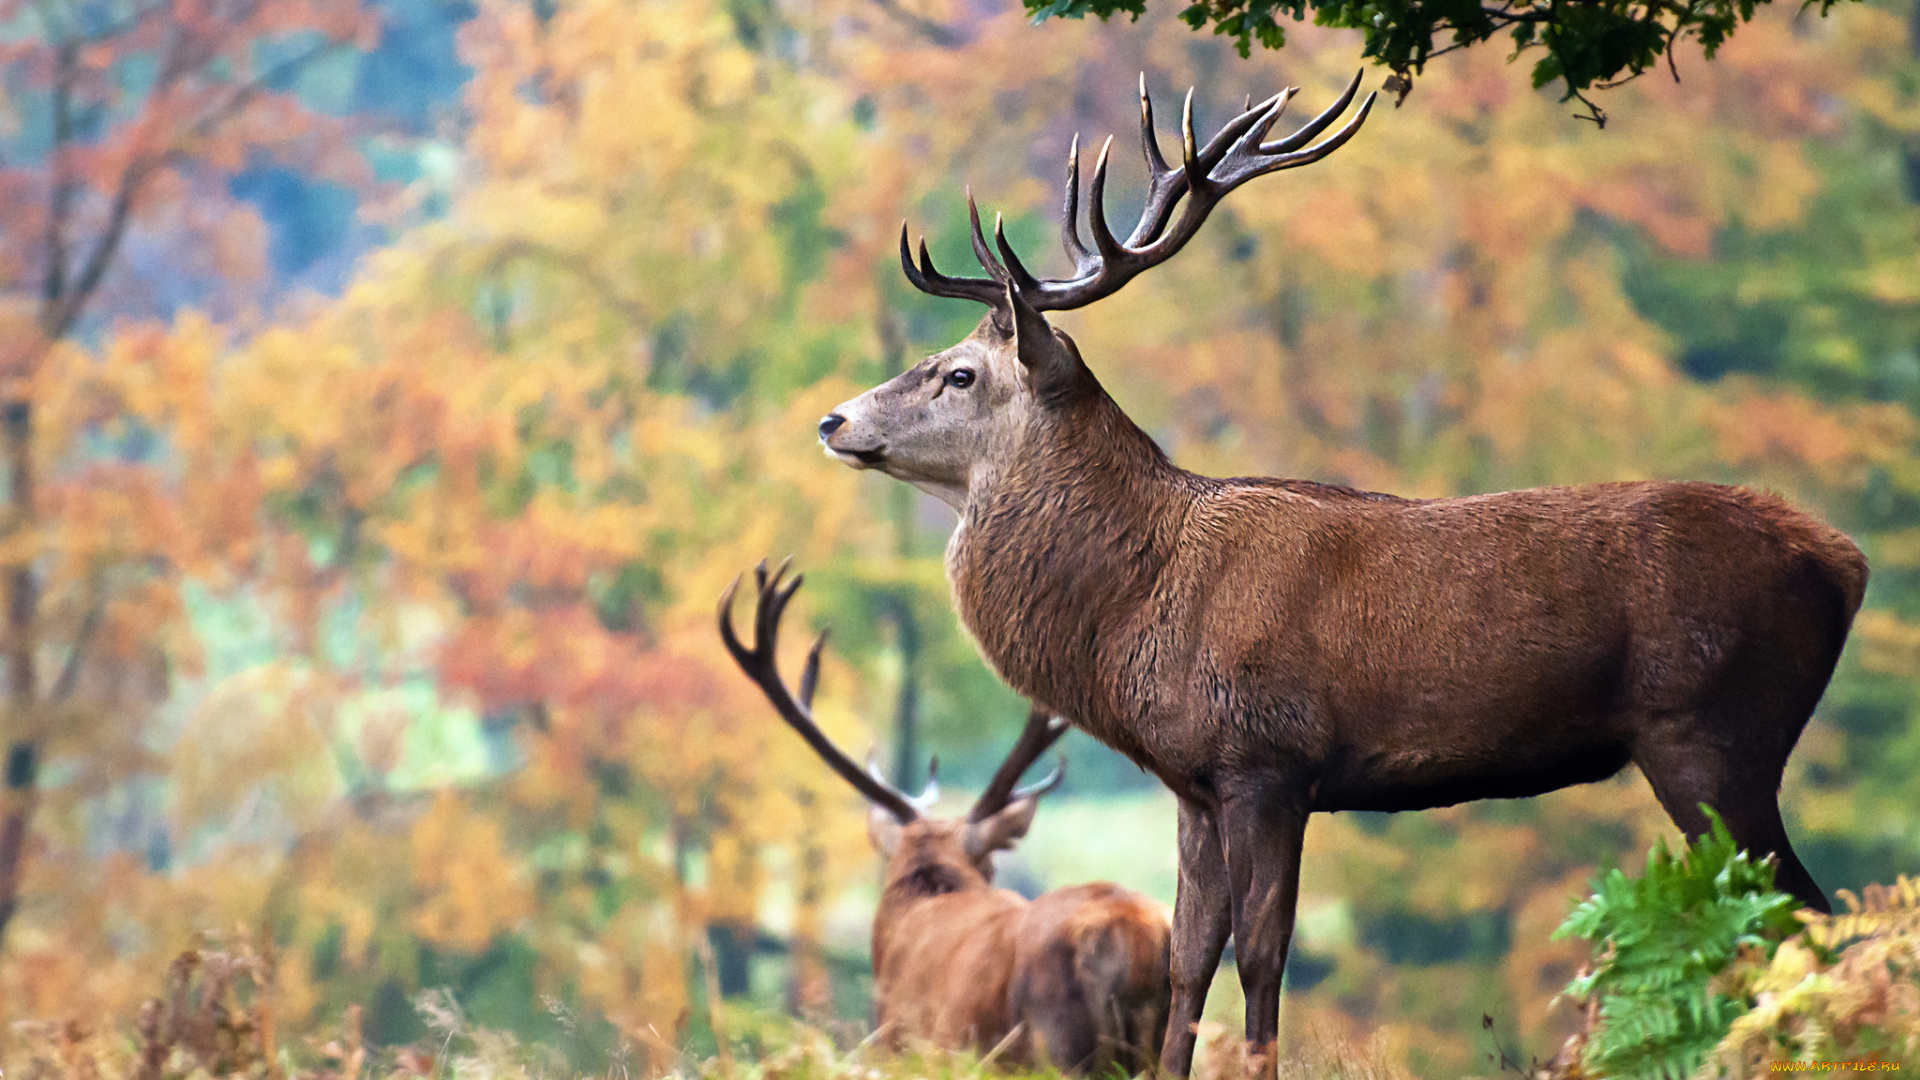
176;0;897;1049
5;0;1919;1067
0;0;374;960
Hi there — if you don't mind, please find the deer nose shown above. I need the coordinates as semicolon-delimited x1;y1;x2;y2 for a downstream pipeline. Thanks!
818;414;847;440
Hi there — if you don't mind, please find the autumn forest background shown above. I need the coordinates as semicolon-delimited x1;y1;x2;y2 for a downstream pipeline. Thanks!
0;0;1917;1070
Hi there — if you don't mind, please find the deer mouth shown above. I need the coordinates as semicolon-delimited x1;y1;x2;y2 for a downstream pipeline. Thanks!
825;443;888;468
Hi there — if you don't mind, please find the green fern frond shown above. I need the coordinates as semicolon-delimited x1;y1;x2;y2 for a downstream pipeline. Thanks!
1553;808;1802;1080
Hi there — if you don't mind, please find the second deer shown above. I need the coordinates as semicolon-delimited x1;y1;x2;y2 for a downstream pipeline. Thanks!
720;561;1170;1075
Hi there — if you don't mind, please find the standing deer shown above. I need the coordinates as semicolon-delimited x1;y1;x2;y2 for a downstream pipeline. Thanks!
719;561;1172;1075
814;74;1870;1076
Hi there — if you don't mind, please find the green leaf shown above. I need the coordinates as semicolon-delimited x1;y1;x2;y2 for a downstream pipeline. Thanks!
1554;809;1804;1080
1024;0;1860;104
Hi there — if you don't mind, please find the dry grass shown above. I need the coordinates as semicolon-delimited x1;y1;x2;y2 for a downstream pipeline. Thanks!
6;936;1414;1080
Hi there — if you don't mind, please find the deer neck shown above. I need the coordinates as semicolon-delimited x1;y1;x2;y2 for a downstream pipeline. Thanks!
949;391;1195;737
871;845;994;971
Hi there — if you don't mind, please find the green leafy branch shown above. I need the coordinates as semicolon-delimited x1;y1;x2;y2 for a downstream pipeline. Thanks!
1022;0;1852;126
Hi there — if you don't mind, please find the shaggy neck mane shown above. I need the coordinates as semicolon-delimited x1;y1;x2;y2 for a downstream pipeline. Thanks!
881;851;982;904
872;843;991;970
950;381;1196;753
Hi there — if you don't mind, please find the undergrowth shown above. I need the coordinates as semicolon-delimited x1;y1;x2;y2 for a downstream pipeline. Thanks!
1709;874;1920;1075
18;833;1917;1080
1553;811;1920;1080
1553;809;1805;1080
2;935;1409;1080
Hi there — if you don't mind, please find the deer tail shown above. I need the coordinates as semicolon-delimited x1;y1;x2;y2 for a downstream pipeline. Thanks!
1071;904;1172;1072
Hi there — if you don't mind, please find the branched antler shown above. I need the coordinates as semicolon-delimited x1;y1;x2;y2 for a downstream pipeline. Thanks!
968;706;1068;823
901;72;1376;312
719;559;928;824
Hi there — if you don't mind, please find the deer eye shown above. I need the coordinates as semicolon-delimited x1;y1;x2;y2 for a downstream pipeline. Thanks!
945;368;976;389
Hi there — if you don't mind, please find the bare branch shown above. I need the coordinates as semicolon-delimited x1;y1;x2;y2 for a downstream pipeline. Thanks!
40;38;347;342
41;155;149;341
483;239;648;330
49;575;104;703
184;39;344;143
40;40;77;315
868;0;965;47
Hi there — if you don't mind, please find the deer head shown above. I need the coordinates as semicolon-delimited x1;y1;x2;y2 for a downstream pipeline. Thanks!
718;560;1068;879
817;75;1375;507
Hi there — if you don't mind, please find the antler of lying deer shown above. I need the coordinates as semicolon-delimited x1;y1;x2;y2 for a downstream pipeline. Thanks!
968;706;1068;823
901;71;1376;312
719;558;931;824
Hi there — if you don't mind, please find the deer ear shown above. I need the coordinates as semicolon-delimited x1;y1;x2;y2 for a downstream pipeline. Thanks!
1005;283;1078;400
962;794;1040;863
868;804;904;856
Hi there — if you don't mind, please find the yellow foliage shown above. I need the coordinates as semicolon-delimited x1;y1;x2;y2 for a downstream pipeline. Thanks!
410;792;535;952
1713;878;1920;1074
1852;610;1920;677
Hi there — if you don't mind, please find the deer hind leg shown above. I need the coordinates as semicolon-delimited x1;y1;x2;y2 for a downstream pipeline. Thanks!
1012;942;1097;1075
1219;787;1310;1080
1633;723;1829;914
1159;797;1232;1078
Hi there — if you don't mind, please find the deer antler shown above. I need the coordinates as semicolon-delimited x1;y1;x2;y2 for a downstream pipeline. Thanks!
900;72;1375;312
719;559;926;824
968;706;1069;823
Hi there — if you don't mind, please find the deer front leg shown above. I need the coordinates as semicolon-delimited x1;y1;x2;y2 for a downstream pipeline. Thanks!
1159;797;1232;1077
1220;787;1309;1080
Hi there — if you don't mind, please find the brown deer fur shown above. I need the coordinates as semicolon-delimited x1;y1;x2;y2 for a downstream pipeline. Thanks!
869;818;1172;1074
719;565;1171;1074
815;81;1870;1077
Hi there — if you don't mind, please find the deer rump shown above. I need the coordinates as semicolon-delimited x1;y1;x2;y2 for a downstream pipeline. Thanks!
873;880;1170;1073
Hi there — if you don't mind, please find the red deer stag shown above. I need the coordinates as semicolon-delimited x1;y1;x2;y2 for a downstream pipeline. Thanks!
718;561;1171;1075
814;74;1870;1076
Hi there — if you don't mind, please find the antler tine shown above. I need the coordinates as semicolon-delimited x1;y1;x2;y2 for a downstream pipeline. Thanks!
969;706;1073;822
1121;83;1277;252
1027;78;1372;312
1246;87;1298;147
899;221;1004;306
994;214;1043;293
967;189;1011;283
1209;89;1291;162
1180;87;1205;193
1261;69;1363;154
914;756;941;809
1010;752;1067;801
897;78;1373;315
869;751;941;809
718;563;922;824
1086;135;1127;263
1138;72;1170;174
1060;134;1095;274
798;631;825;708
1224;90;1376;186
757;556;801;652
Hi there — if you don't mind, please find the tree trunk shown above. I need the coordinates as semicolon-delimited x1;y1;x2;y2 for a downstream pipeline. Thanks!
876;309;925;792
0;399;38;945
784;790;833;1019
883;598;921;792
